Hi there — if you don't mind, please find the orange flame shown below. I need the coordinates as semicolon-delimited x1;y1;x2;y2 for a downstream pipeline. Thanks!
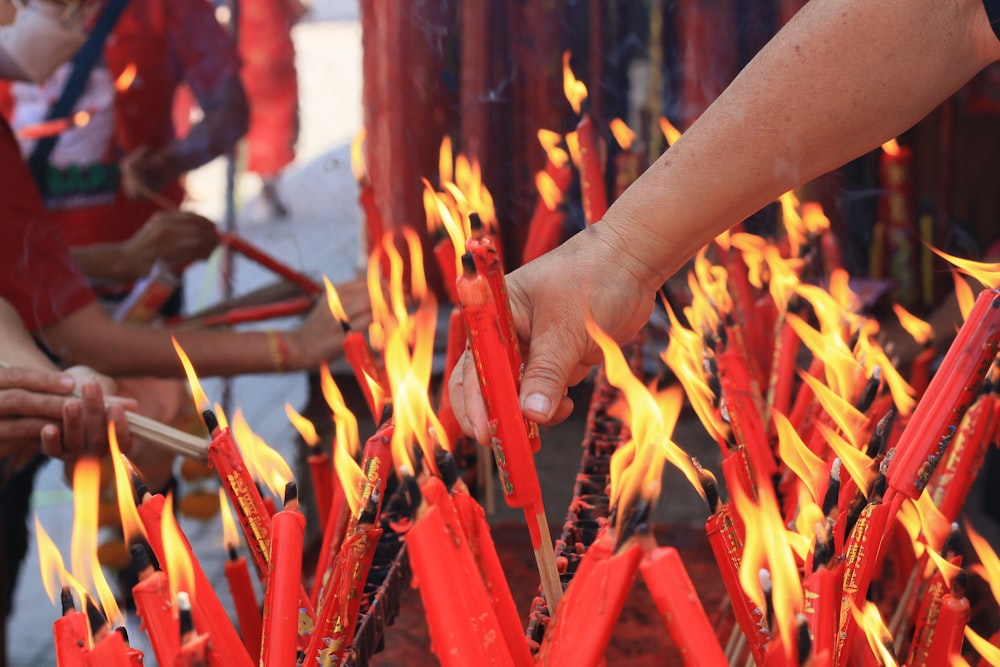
285;403;319;448
108;422;147;544
230;409;294;498
932;248;1000;288
115;63;137;91
730;233;768;288
965;627;1000;665
423;181;466;282
953;270;975;321
351;128;367;184
535;171;564;211
892;304;933;345
965;519;1000;606
161;493;195;602
562;51;588;114
852;602;897;666
855;321;916;415
71;457;123;626
219;488;240;550
774;411;824;503
609;118;635;151
537;129;569;169
913;492;951;554
659;116;682;146
439;135;453;186
172;337;210;411
660;311;724;443
366;248;389;351
881;138;901;157
801;202;831;236
323;276;349;325
786;314;859;401
814;421;873;496
72;110;91;128
828;269;858;313
400;226;428;302
319;365;364;516
35;515;86;606
764;246;802;313
565;130;582;172
797;372;867;447
780;191;806;257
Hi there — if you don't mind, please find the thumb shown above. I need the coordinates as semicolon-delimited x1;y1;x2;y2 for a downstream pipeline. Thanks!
518;333;582;423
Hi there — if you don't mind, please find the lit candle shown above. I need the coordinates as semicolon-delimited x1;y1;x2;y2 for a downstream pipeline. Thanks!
54;588;89;667
573;111;607;225
906;560;961;666
924;573;970;666
132;569;179;666
343;331;386;421
174;592;209;667
436;307;468;447
260;483;306;667
638;537;727;666
877;139;917;305
224;545;262;663
925;393;995;523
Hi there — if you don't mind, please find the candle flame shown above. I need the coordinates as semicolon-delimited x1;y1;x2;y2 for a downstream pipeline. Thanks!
764;246;802;313
400;226;428;302
230;409;294;498
801;202;831;235
424;179;466;278
115;63;137;91
774;411;824;503
323;276;349;325
881;138;902;157
564;130;582;172
319;365;364;516
108;422;147;544
814;421;873;496
730;233;768;288
72;110;91;128
161;492;195;602
70;458;124;627
537;129;569;169
913;491;951;554
965;627;1000;665
780;191;807;257
952;270;976;321
891;304;933;345
855;321;916;415
659;116;682;147
219;488;240;551
609;118;635;151
852;601;897;666
366;246;389;351
285;402;319;448
438;135;453;186
172;337;210;412
965;519;1000;606
562;51;588;114
932;247;1000;288
351;128;367;184
35;515;86;606
535;170;564;211
786;314;859;401
213;402;230;429
798;372;867;446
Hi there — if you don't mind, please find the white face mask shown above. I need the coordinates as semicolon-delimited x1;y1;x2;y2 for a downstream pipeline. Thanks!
0;1;87;83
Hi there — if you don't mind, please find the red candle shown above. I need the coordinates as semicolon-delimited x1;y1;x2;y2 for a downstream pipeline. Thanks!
343;330;386;421
260;487;307;667
435;307;468;448
801;563;841;661
451;488;534;667
925;394;995;523
407;477;516;667
574;112;607;225
85;630;132;667
174;592;209;667
910;343;937;396
876;139;917;305
717;343;776;482
224;549;262;663
218;232;321;295
536;526;642;665
906;560;961;666
307;450;333;530
54;589;90;667
189;297;315;328
770;319;800;419
924;579;970;666
434;236;459;304
132;570;180;666
309;475;350;606
638;541;727;666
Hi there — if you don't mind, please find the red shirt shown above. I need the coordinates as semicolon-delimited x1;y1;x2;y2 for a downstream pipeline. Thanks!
7;0;239;247
0;119;95;332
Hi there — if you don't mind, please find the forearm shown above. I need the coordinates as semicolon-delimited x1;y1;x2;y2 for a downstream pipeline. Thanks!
0;300;58;371
71;244;141;283
165;78;249;176
38;303;331;378
603;0;1000;289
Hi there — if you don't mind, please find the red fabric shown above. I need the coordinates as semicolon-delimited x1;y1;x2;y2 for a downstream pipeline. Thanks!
0;120;95;332
9;0;239;248
239;0;298;177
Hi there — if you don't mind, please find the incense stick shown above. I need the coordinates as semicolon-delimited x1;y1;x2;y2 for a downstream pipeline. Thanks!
124;410;209;462
531;510;563;610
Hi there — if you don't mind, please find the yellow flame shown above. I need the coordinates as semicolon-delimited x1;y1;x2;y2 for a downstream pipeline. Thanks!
172;337;210;411
285;403;319;448
219;488;240;551
932;248;1000;289
161;493;195;602
892;304;933;345
797;372;867;446
896;500;925;559
230;409;294;498
323;276;349;324
72;110;91;128
801;202;831;236
780;191;806;257
400;226;428;302
213;402;230;430
814;421;873;496
562;51;588;114
965;627;1000;665
35;515;86;606
114;63;137;91
852;601;897;667
855;321;916;416
319;365;364;516
423;180;466;282
438;135;453;186
537;129;569;169
764;246;802;313
350;128;367;183
925;545;963;588
659;116;682;146
730;233;768;288
660;306;724;443
787;314;859;401
881;138;901;157
564;130;582;173
535;171;563;211
828;269;858;313
366;247;389;351
70;458;119;624
965;519;1000;606
609;118;635;151
952;270;976;321
108;422;147;544
774;411;824;503
914;492;951;553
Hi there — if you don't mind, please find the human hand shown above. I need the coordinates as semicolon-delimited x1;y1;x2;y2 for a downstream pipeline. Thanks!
120;145;181;200
449;224;655;443
122;211;219;279
287;279;374;369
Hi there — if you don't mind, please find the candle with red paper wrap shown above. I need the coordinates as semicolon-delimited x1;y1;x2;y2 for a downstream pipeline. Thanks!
54;588;89;667
573;111;607;225
434;234;459;304
906;558;961;666
457;254;562;608
436;307;468;447
407;477;517;667
877;139;917;305
536;526;642;665
343;331;385;420
924;574;971;666
224;546;261;663
638;538;727;666
522;130;573;264
132;569;180;666
926;393;995;523
85;629;132;667
285;403;332;529
260;483;306;667
173;592;209;667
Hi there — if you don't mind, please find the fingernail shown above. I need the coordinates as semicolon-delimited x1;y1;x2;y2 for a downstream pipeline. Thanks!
523;394;551;419
59;376;76;390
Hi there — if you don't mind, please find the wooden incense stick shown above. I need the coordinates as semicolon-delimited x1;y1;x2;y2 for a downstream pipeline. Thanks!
532;510;563;609
124;410;209;462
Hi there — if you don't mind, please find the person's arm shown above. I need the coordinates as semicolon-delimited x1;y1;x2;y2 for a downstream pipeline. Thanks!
36;278;373;378
451;0;1000;440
